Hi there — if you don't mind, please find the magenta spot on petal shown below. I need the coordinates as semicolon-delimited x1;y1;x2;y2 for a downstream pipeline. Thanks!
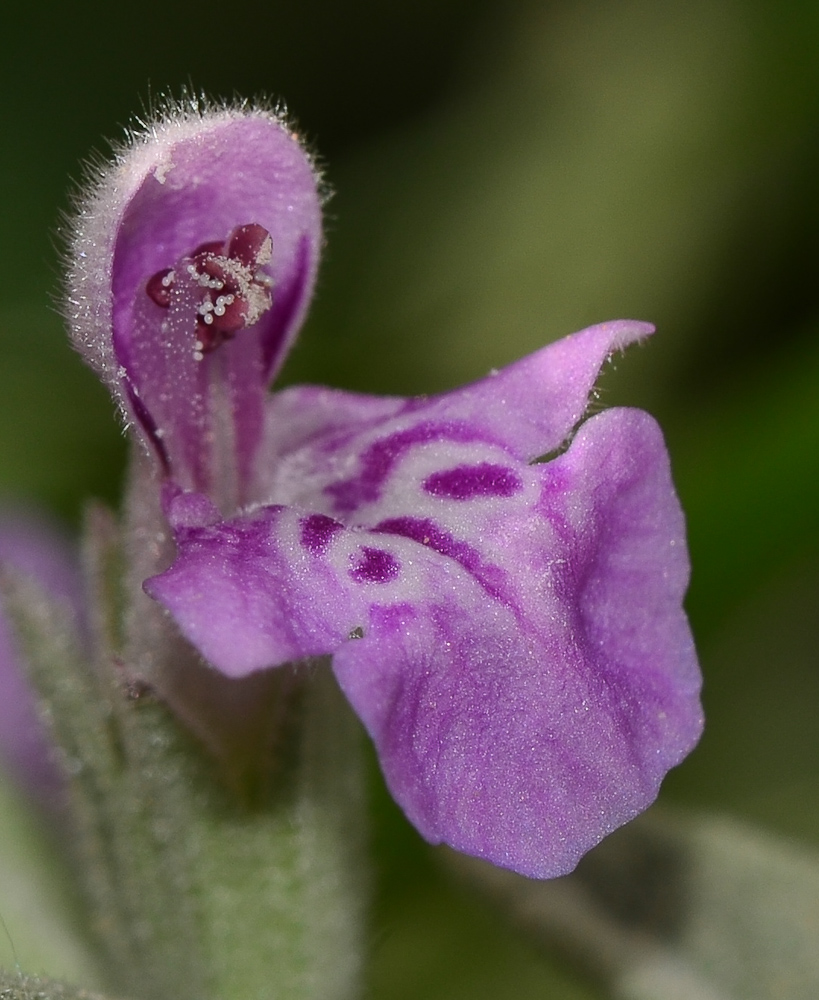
423;462;523;500
327;422;501;514
300;513;343;556
350;547;400;584
374;516;511;606
374;516;477;570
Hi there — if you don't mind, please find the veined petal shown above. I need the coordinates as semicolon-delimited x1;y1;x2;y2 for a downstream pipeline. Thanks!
257;320;653;513
147;406;701;877
66;103;322;497
146;501;402;673
336;408;701;877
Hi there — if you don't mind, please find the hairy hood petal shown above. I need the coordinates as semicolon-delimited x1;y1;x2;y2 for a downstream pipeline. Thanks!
66;102;323;497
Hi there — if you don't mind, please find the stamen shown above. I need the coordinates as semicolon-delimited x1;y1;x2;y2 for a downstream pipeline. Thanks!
227;223;273;269
144;223;274;357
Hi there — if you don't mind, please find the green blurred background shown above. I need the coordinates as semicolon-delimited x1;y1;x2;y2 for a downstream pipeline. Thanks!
2;1;818;996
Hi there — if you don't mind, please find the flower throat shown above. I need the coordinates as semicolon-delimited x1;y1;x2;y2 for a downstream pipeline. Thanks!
146;222;273;358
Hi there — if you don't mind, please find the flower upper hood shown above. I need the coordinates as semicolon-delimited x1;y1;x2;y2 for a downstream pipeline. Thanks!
67;107;322;504
66;102;702;879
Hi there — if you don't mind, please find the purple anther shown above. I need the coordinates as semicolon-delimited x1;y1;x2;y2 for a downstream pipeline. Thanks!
144;222;275;355
192;239;226;257
228;223;273;269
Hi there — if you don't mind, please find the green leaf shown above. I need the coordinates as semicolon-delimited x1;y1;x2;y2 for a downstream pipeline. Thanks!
0;777;101;988
449;809;819;1000
0;968;113;1000
288;0;814;401
4;497;370;1000
0;306;124;521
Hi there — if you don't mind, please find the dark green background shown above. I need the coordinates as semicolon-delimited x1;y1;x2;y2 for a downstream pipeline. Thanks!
2;1;818;996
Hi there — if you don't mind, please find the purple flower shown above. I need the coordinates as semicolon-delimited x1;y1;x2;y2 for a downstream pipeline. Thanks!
0;512;80;806
66;103;702;878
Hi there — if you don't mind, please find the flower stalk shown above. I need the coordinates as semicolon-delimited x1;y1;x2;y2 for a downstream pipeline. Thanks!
4;499;368;1000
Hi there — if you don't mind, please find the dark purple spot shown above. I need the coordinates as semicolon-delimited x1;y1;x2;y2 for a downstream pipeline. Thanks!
350;547;400;584
423;463;523;500
373;517;509;605
300;514;343;556
326;422;497;514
